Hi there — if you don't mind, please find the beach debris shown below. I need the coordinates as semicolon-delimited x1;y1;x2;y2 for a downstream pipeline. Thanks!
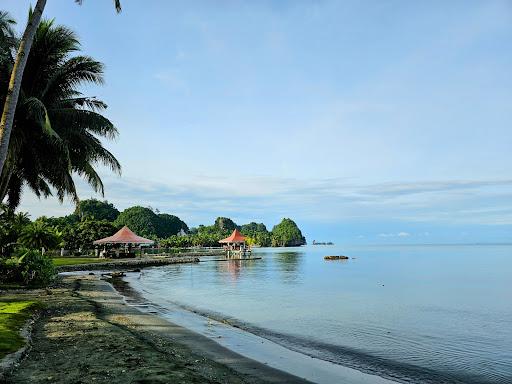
324;255;349;260
101;271;126;278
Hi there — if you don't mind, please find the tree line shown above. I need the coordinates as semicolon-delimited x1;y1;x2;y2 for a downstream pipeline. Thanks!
1;199;307;257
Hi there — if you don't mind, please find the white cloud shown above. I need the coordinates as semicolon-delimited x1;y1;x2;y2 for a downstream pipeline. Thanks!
378;231;411;238
16;175;512;227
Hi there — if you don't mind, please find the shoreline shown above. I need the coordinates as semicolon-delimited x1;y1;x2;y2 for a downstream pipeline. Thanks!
55;255;200;272
3;274;312;384
118;271;399;384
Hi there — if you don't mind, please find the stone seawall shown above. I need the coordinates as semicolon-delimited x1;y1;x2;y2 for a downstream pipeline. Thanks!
57;256;199;272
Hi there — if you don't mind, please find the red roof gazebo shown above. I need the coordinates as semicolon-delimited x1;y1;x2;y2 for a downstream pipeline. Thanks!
219;229;246;244
219;229;251;258
93;226;154;245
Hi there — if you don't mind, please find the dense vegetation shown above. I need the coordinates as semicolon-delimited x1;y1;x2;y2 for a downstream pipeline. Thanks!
270;218;306;247
2;197;306;253
1;196;306;285
74;199;119;221
0;12;121;287
114;206;188;239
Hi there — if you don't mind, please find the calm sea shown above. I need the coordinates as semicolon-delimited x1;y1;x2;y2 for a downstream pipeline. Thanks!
125;244;512;383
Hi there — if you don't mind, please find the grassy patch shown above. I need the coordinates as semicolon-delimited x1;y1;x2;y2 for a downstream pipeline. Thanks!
0;301;38;358
52;258;110;267
0;283;24;290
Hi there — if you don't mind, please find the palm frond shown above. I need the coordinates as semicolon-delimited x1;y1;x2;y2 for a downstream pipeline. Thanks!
51;108;118;140
23;97;62;141
42;56;104;104
6;173;22;209
75;0;122;13
61;96;108;111
76;162;105;195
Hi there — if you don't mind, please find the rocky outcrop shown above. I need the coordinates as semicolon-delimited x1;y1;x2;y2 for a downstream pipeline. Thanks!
324;255;349;260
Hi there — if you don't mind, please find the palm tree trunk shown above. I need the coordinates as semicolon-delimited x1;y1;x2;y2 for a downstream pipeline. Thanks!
0;0;46;174
0;165;12;202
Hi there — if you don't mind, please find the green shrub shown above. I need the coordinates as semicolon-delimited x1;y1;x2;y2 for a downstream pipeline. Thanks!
0;249;55;287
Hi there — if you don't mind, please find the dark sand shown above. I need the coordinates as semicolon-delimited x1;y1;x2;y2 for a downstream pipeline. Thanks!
2;275;311;384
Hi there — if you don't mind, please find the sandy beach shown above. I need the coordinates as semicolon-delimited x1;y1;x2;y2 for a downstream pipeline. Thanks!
1;275;310;384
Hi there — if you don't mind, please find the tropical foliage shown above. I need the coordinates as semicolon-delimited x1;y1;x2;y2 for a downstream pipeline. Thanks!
0;203;29;253
0;11;15;67
0;7;123;287
240;222;271;247
114;206;188;239
60;218;117;252
0;248;55;286
0;0;122;175
271;218;306;247
74;198;119;221
1;201;306;287
214;217;237;232
19;220;60;251
162;218;273;248
0;15;120;208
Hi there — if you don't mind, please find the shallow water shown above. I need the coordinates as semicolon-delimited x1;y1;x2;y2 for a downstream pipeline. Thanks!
125;244;512;383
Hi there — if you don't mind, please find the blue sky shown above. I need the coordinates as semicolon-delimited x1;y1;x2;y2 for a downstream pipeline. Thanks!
4;0;512;243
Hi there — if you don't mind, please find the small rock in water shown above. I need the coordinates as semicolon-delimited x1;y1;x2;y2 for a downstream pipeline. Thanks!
324;255;349;260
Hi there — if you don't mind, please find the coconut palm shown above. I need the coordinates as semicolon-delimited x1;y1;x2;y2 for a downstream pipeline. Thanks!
0;18;121;208
0;0;121;177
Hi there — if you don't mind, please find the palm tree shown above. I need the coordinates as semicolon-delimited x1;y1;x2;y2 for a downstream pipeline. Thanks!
0;18;121;208
19;220;60;253
0;0;121;176
0;204;31;254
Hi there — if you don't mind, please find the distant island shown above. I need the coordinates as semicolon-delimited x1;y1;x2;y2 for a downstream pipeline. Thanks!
33;199;306;253
312;240;334;245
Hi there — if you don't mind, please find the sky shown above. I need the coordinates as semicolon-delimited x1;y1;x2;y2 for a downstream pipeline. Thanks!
4;0;512;244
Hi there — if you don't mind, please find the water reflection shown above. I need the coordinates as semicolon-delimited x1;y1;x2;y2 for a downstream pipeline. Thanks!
274;251;304;283
216;259;260;282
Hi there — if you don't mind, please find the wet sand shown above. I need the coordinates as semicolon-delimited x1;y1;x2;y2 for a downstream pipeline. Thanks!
3;275;311;384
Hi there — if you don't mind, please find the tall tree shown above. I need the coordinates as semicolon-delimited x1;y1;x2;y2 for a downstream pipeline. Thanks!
114;206;160;238
0;0;121;177
74;199;119;221
0;18;121;207
158;213;189;237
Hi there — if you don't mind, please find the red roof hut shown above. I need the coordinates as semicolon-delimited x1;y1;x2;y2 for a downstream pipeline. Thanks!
219;229;246;244
93;226;154;245
219;229;251;258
